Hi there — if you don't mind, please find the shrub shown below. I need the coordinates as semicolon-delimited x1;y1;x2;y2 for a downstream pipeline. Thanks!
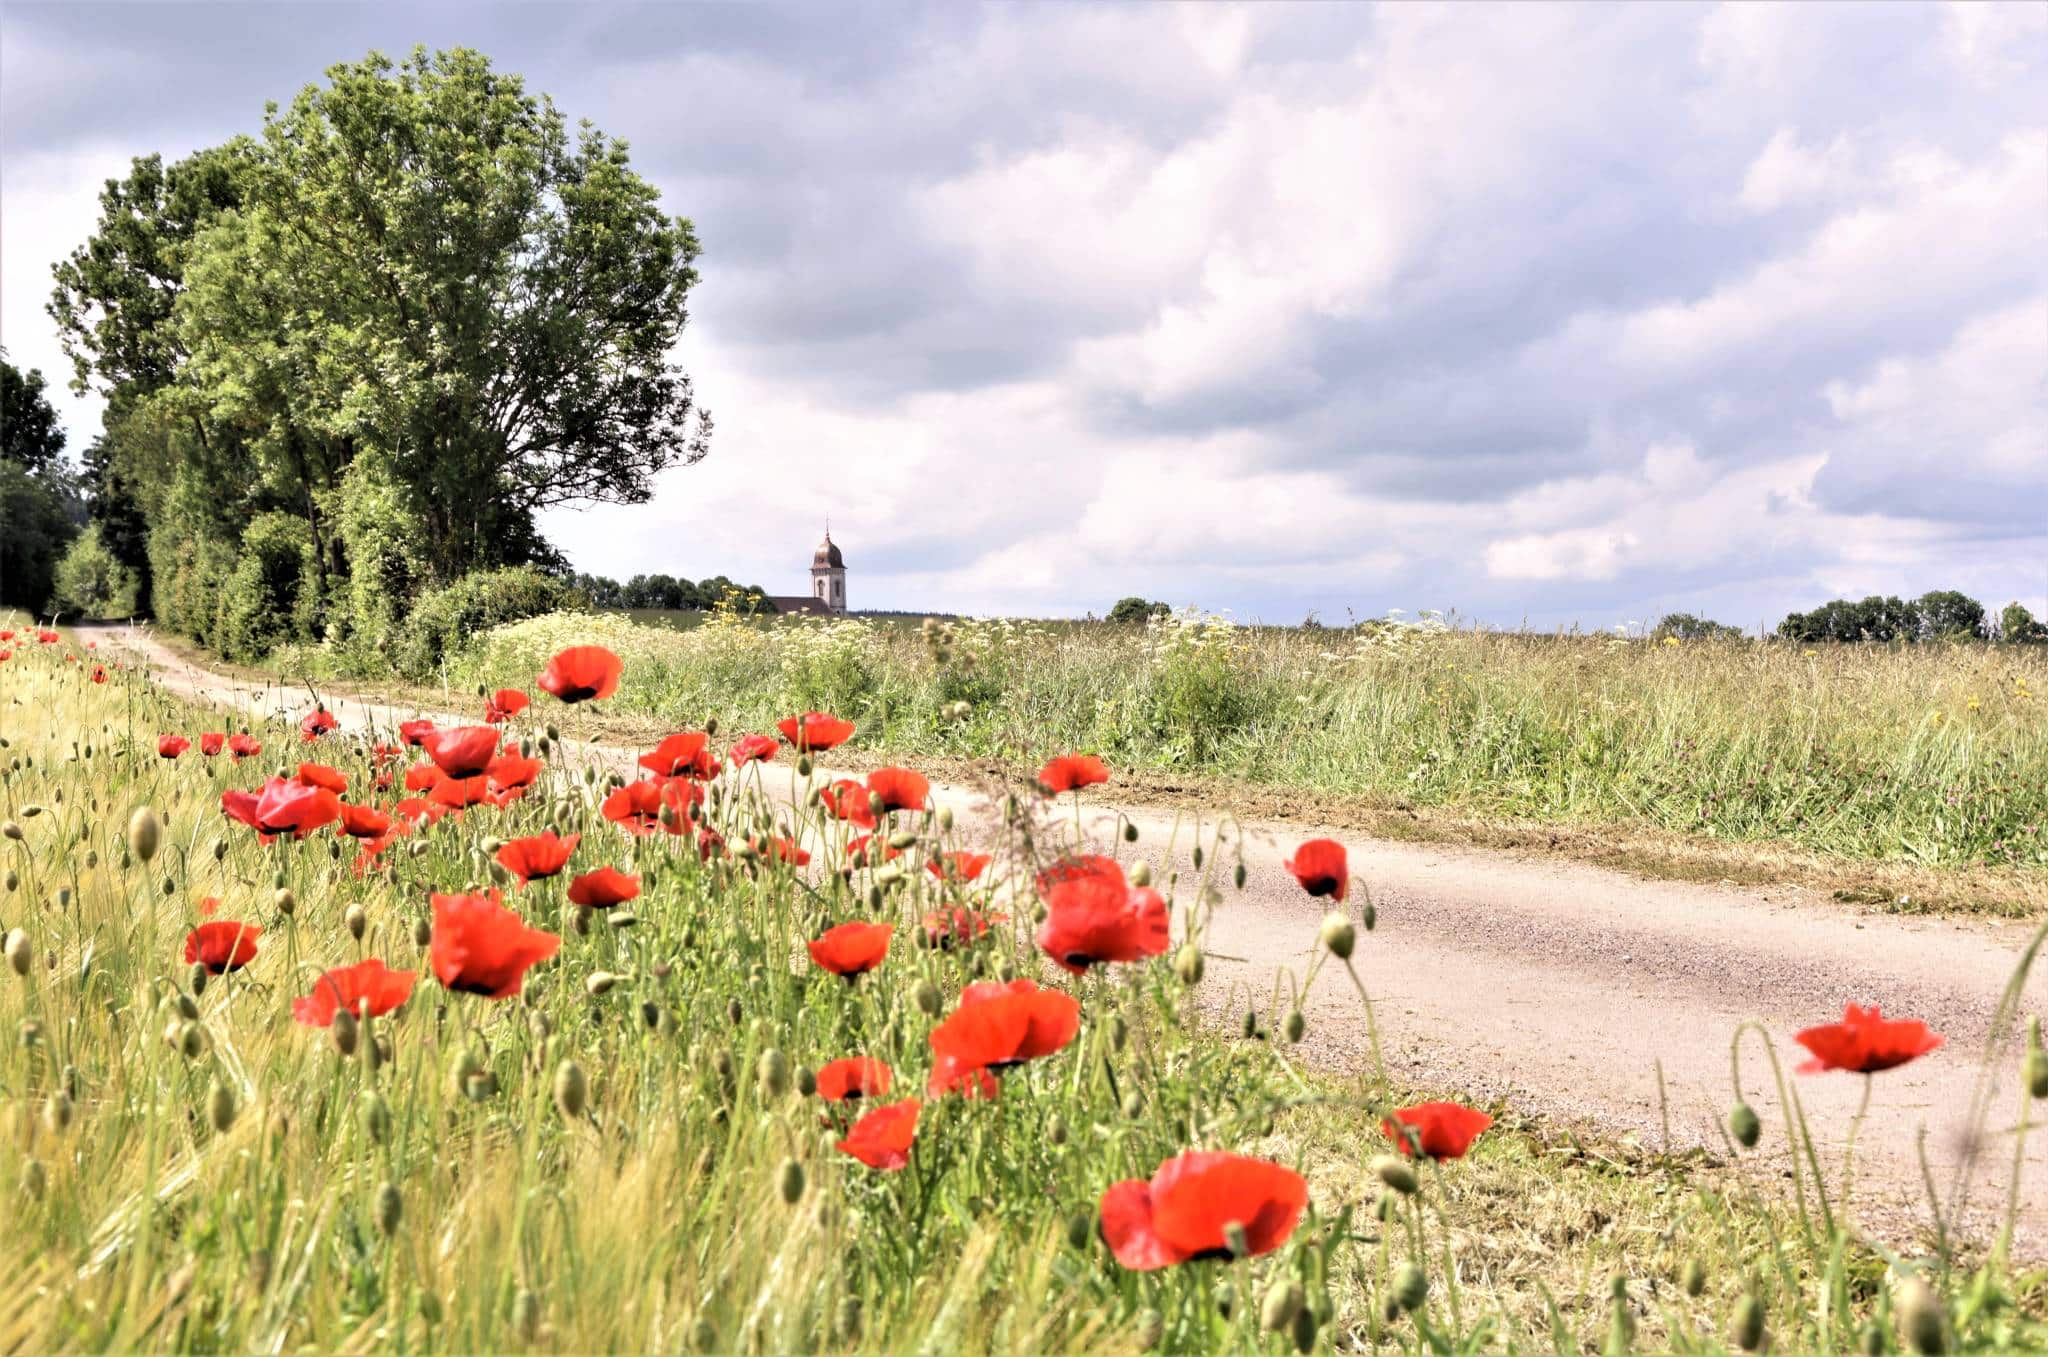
1652;612;1744;641
335;450;429;660
394;567;582;680
0;460;80;612
51;524;138;618
213;512;315;661
1107;596;1170;625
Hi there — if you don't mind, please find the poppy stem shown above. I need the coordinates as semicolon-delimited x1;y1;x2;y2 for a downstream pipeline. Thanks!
1339;955;1391;1105
1839;1073;1872;1217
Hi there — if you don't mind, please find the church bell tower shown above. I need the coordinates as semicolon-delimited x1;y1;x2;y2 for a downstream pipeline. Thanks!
810;528;846;614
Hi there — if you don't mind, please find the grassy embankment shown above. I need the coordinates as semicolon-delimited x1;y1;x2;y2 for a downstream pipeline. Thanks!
5;626;2044;1352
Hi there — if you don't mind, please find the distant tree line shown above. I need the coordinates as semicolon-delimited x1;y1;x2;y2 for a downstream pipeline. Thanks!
1652;593;2046;645
567;572;774;614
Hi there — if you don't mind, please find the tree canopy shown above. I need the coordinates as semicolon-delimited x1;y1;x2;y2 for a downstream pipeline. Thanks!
0;358;81;612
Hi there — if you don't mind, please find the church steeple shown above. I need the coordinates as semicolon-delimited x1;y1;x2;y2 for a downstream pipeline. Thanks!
810;525;847;613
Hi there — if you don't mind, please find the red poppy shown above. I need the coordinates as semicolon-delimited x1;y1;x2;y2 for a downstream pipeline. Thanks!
1382;1102;1494;1160
0;628;12;640
393;797;447;826
352;826;409;876
483;688;530;724
1038;753;1109;795
228;733;262;761
90;665;108;684
536;645;623;703
428;773;492;811
842;834;900;869
36;629;59;644
1794;1004;1944;1074
602;778;700;836
749;835;811;866
1037;870;1170;974
566;866;640;909
399;718;436;747
807;921;893;977
816;1057;894;1102
729;733;779;767
921;907;1008;948
429;890;561;999
296;762;348;794
866;766;929;814
819;779;878;828
197;896;221;916
157;734;191;758
927;851;992;883
199;732;226;756
421;726;502;778
292;958;417;1027
836;1098;920;1171
219;788;260;830
403;762;443;793
0;650;11;662
485;751;543;801
640;732;713;779
184;921;262;974
928;978;1080;1095
777;712;856;752
370;743;403;767
336;802;394;839
1034;854;1125;895
695;824;727;860
224;777;341;841
300;707;338;740
1284;839;1349;902
496;830;579;884
1098;1152;1308;1270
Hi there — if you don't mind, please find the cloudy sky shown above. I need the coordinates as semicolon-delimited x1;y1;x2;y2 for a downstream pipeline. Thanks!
3;3;2043;627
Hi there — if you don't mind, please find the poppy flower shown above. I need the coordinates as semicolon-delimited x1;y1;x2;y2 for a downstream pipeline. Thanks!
219;788;260;830
819;779;877;828
1284;839;1349;902
485;751;543;801
0;650;11;662
483;688;530;724
370;743;403;768
403;762;443;793
352;826;409;876
496;830;580;884
185;921;262;974
300;708;338;740
157;734;191;759
292;958;417;1027
836;1098;920;1171
199;732;226;756
927;979;1081;1094
197;896;221;916
1034;854;1126;896
927;851;992;883
777;712;856;752
536;645;623;703
842;834;899;869
1794;1004;1944;1074
1038;753;1109;795
816;1057;894;1102
421;726;502;778
602;778;699;836
393;797;447;827
228;733;262;761
695;824;727;860
566;866;640;909
429;890;561;999
0;628;12;639
749;835;811;866
336;802;394;839
258;778;343;839
1037;870;1170;974
1382;1102;1493;1160
921;907;1007;948
1098;1152;1308;1270
729;733;779;767
807;921;893;977
37;629;59;644
639;732;713;779
428;773;491;811
399;718;436;747
90;665;107;684
866;766;929;814
296;762;348;795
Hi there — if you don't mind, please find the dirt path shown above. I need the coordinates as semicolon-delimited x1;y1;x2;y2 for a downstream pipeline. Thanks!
80;622;2048;1254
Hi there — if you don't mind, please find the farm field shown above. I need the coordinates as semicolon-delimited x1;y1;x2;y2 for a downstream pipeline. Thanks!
5;620;2046;1353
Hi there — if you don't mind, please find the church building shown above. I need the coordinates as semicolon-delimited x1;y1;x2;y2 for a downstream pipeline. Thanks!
766;529;848;616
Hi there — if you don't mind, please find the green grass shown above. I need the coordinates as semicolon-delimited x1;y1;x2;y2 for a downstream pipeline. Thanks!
3;623;2046;1352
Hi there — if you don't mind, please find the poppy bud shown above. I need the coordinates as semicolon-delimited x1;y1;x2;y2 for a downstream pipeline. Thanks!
1375;1191;1399;1221
4;869;16;891
1214;1282;1237;1320
2025;1017;2047;1100
345;903;367;940
325;1006;357;1057
1681;1258;1706;1298
1260;1279;1304;1332
1191;844;1204;869
585;971;619;997
1392;1262;1428;1314
1065;1209;1094;1250
465;1070;499;1102
208;1079;237;1133
1289;1305;1318;1353
1134;1308;1164;1351
1859;1321;1886;1355
689;1316;717;1352
911;979;942;1016
413;917;433;947
1241;1009;1259;1039
1;821;19;840
1372;1154;1419;1195
1108;1010;1128;1051
22;1159;45;1198
1362;900;1377;931
1284;1008;1306;1043
546;724;561;743
868;792;886;821
1121;1090;1144;1120
1728;1102;1761;1149
359;1092;392;1143
1222;1220;1250;1259
5;928;29;977
758;1048;791;1099
1319;912;1356;959
374;1181;403;1236
554;1060;588;1119
1895;1276;1948;1355
836;1297;862;1343
777;1157;806;1204
175;1021;203;1059
1234;861;1247;890
1731;1293;1766;1351
175;991;200;1021
274;887;295;917
212;837;227;861
1173;945;1204;985
44;1090;74;1134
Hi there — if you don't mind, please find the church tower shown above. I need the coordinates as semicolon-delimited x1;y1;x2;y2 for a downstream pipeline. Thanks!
810;528;847;614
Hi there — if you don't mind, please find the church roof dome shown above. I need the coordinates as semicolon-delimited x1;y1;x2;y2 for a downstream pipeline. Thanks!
812;531;845;569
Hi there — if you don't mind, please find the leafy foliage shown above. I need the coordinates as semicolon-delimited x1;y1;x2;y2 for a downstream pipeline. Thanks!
1652;612;1744;641
1778;592;1993;644
393;567;582;680
0;360;81;611
213;512;316;662
50;524;138;618
2000;602;2048;645
1107;596;1171;625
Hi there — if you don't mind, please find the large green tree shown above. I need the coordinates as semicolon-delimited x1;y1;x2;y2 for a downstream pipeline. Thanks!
0;358;82;610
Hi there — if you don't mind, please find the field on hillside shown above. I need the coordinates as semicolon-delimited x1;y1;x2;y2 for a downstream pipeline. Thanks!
414;610;2048;877
7;625;2045;1352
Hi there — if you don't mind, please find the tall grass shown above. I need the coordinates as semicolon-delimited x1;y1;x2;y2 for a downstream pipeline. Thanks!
444;611;2048;871
1;630;2044;1351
